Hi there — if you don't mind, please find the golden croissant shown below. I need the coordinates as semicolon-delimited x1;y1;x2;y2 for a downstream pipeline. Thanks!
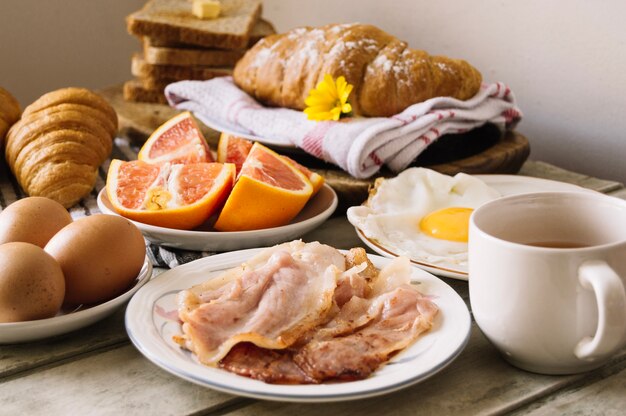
5;88;117;208
234;23;482;117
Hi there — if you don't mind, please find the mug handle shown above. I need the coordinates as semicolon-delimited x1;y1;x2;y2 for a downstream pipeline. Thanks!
575;260;626;360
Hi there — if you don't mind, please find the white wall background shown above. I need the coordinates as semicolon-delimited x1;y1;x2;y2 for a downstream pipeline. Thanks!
1;0;625;182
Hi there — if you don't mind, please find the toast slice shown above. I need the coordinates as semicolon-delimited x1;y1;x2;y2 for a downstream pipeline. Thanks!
143;19;276;66
143;39;245;66
145;18;276;48
123;79;168;104
132;54;233;84
127;0;262;49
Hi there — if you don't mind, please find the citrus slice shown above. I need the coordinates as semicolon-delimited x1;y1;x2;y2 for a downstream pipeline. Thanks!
214;143;313;231
106;159;235;230
216;132;253;174
138;111;214;165
217;132;324;194
282;156;325;195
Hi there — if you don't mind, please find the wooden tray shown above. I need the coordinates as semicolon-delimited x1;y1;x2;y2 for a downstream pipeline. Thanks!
100;84;530;210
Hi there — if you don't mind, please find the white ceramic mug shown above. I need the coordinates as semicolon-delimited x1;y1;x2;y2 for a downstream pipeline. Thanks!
469;191;626;374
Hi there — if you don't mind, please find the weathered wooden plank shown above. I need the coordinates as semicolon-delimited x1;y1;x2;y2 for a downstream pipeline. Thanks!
0;345;239;416
0;266;169;379
0;154;621;416
301;216;366;250
512;362;626;415
608;187;626;201
0;307;128;379
519;161;623;193
227;330;626;416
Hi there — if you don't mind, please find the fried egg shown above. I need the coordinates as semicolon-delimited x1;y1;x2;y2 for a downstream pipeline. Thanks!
347;168;500;266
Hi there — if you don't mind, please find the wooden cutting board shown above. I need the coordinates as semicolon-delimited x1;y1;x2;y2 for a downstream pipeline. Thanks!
100;84;530;210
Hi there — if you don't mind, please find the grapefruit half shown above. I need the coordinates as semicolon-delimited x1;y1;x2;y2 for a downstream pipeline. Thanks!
138;111;214;165
216;132;253;174
214;143;313;231
217;133;324;194
106;159;235;230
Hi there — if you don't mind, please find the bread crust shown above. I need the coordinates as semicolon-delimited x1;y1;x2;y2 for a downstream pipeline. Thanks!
4;88;115;208
234;23;483;117
127;0;262;49
0;87;21;124
13;129;107;184
22;87;118;130
6;110;112;170
132;54;233;84
144;41;245;67
0;87;21;145
144;17;275;49
20;103;117;138
123;80;168;104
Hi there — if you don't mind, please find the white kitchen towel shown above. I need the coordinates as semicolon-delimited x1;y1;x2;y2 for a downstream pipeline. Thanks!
165;77;522;179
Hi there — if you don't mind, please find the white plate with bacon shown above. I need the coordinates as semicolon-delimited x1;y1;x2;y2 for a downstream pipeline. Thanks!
125;241;471;402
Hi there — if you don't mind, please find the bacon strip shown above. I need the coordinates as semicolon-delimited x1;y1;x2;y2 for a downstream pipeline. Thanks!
175;241;345;365
218;256;439;384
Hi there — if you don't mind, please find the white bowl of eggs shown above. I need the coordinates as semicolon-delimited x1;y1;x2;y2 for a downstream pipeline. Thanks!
0;197;151;344
347;168;596;280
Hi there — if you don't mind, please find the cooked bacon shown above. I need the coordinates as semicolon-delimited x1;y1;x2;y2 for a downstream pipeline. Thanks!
294;285;438;381
215;256;439;384
219;343;316;384
334;247;379;307
176;241;345;365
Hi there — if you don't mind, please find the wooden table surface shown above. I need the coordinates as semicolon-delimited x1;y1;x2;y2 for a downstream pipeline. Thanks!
1;161;625;416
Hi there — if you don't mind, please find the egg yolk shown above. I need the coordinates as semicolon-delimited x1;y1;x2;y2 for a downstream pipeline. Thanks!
419;207;474;242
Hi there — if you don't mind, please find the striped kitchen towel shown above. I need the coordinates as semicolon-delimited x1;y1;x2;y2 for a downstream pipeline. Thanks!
0;137;209;269
166;76;522;179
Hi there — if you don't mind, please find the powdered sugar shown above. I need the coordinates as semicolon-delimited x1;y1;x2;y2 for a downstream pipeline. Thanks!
435;61;454;74
366;50;418;87
252;25;383;73
324;36;381;72
249;39;286;69
372;54;393;73
329;23;358;33
290;29;326;67
250;48;272;69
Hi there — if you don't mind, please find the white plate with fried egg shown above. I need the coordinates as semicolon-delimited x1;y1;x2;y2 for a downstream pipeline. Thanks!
347;169;597;280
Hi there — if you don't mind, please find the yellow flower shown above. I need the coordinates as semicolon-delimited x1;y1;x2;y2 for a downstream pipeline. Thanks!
304;74;353;121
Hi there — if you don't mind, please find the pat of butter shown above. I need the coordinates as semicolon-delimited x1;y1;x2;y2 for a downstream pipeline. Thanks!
192;0;221;19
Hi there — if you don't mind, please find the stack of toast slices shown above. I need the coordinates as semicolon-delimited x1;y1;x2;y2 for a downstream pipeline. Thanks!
125;0;275;104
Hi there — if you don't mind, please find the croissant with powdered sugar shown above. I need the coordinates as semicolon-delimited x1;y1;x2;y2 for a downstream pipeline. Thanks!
233;23;482;118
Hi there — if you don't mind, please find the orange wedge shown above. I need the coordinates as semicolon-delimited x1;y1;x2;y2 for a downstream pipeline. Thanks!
138;111;214;165
217;132;254;175
282;156;325;195
217;133;324;194
214;143;313;231
106;159;235;230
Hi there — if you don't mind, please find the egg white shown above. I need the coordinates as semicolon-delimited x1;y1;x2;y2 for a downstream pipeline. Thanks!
347;168;500;266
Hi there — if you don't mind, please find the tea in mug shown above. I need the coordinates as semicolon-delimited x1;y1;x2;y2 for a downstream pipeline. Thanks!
525;241;590;249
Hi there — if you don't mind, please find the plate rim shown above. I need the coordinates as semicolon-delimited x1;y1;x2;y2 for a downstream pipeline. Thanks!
125;248;471;402
355;228;469;280
194;112;294;149
97;184;338;238
350;174;599;280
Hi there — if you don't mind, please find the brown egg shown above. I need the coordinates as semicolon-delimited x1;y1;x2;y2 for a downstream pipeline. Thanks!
45;214;146;305
0;197;72;247
0;242;65;323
